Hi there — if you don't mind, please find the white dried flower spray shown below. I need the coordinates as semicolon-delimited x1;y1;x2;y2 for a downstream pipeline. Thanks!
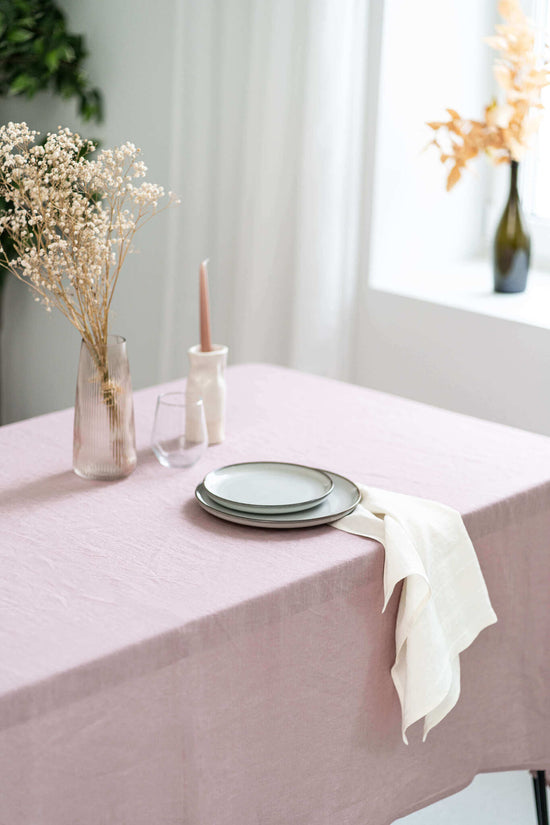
0;122;179;370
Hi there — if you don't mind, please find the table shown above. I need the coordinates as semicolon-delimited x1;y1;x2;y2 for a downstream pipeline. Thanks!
1;364;550;825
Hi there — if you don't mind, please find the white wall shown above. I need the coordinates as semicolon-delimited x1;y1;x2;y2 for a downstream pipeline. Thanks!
368;0;495;279
353;0;550;437
355;289;550;435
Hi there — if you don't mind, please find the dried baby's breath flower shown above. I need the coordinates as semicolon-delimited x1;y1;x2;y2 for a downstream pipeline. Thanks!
427;0;550;190
0;123;178;371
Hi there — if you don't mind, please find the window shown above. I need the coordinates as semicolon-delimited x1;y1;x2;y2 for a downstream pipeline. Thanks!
520;0;550;263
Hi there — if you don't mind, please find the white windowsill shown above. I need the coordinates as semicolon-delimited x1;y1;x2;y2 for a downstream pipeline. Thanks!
370;260;550;331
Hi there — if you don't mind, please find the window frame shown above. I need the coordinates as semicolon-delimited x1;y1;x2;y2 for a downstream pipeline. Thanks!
519;0;550;265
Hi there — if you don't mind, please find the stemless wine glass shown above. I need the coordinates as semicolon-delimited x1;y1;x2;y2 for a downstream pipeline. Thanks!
151;393;207;468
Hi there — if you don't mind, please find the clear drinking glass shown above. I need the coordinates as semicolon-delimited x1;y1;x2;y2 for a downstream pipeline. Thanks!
151;393;207;468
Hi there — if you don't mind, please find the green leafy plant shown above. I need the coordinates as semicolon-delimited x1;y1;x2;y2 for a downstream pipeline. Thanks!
0;0;103;122
0;0;104;293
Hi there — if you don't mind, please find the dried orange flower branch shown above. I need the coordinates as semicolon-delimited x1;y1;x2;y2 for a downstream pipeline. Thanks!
428;0;550;190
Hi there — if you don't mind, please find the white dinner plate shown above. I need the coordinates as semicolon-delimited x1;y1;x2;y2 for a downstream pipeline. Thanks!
202;461;334;514
195;470;360;528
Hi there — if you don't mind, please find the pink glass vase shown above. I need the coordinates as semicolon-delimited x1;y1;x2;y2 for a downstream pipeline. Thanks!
73;335;137;480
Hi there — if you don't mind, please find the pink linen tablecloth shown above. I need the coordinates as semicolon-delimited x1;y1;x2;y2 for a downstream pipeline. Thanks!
1;363;549;825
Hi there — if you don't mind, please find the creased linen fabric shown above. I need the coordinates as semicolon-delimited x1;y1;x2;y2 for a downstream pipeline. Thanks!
332;485;497;742
1;365;550;825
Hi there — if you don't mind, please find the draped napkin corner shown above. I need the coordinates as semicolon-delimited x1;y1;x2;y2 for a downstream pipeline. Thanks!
331;485;498;744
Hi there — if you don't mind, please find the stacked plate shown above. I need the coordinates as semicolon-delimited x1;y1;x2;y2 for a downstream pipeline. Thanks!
195;461;361;528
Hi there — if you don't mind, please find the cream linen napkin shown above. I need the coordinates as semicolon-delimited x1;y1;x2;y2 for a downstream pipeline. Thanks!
331;485;497;743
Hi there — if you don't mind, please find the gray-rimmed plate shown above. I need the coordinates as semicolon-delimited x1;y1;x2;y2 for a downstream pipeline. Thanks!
196;470;360;528
202;461;334;515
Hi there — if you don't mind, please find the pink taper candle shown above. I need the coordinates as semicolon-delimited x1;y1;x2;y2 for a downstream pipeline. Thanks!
199;259;213;352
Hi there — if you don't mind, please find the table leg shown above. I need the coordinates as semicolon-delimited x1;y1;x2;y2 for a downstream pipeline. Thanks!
533;771;548;825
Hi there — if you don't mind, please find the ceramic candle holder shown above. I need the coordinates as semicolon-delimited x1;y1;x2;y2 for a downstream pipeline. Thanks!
185;344;228;445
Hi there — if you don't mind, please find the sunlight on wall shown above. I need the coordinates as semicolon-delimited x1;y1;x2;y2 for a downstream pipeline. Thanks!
370;0;495;288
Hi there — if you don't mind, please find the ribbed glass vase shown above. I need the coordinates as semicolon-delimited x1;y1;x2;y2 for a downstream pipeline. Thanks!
73;335;137;480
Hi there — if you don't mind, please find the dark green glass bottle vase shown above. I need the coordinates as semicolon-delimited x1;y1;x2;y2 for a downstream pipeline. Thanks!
493;160;531;293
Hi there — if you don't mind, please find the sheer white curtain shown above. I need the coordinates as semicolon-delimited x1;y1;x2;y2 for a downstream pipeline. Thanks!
161;0;374;382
